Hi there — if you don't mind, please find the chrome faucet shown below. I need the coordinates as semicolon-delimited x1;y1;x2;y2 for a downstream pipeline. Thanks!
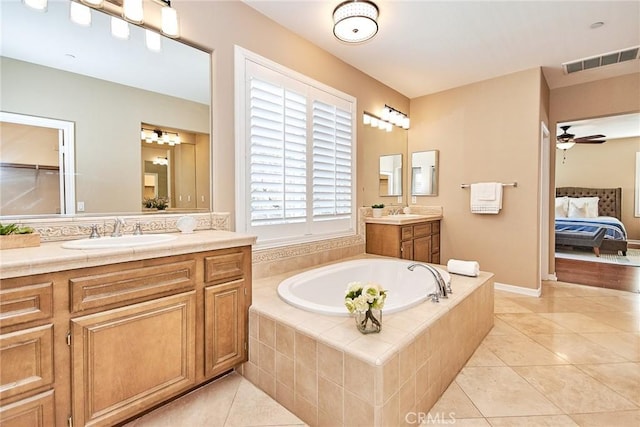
89;224;100;239
407;263;451;302
111;218;125;237
389;206;403;215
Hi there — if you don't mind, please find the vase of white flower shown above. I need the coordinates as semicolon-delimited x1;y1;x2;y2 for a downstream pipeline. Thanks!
344;281;387;334
355;308;382;334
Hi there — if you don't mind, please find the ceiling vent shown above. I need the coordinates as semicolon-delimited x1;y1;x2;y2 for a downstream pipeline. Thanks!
562;46;639;74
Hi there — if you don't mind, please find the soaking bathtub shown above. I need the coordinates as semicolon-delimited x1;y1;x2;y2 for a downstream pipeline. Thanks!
277;258;449;316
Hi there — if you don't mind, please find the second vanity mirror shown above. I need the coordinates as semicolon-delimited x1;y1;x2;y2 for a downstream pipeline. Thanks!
411;150;439;196
0;0;211;216
379;154;403;196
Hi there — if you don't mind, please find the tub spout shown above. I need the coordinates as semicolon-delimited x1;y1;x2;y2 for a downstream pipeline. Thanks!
407;263;450;301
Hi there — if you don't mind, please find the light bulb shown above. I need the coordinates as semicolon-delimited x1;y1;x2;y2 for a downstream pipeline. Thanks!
162;6;179;38
123;0;143;24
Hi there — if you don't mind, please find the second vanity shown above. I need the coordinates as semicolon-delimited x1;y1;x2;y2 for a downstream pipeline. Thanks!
0;230;255;427
365;214;441;264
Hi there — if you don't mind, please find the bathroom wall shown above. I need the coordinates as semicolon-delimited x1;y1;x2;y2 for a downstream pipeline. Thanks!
408;68;546;290
556;136;640;240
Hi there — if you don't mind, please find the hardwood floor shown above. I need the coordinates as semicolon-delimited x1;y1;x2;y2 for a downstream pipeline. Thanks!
555;257;640;293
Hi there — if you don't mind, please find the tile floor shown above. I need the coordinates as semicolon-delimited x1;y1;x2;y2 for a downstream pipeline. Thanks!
126;280;639;427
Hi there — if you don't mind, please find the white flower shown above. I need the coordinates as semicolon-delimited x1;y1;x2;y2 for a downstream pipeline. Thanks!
362;283;381;303
344;298;356;313
353;295;370;312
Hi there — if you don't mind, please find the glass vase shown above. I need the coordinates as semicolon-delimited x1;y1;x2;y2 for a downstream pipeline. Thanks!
355;308;382;334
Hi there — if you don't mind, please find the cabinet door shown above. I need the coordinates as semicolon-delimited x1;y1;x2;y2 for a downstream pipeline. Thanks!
0;390;54;427
71;291;196;427
204;280;246;378
413;236;431;263
400;240;414;260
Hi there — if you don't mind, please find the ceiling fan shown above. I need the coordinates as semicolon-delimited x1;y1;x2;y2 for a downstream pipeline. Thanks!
556;125;607;147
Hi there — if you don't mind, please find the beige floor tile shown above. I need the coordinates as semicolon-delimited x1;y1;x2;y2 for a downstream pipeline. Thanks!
480;333;568;366
465;343;506;367
582;296;640;312
429;382;483;418
225;376;306;426
455;367;562;418
493;298;533;314
537;312;620;333
576;362;640;406
568;409;640;426
488;318;525;336
486;414;578;426
527;333;627;364
422;417;490;426
513;365;637;414
578;332;640;362
495;314;572;335
583;311;640;332
124;373;241;426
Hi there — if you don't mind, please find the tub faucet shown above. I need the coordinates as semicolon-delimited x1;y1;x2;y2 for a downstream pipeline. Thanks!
407;263;449;302
111;218;125;237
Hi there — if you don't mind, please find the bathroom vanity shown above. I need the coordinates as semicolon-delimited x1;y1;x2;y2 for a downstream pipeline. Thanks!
365;215;441;263
0;231;255;427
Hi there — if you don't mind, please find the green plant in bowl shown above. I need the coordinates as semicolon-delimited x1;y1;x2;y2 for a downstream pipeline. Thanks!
0;223;35;235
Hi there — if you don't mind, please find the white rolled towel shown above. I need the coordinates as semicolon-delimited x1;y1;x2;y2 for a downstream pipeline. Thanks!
447;259;479;277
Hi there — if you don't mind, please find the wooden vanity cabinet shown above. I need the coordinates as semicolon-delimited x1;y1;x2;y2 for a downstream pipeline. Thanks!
366;220;440;264
0;245;252;427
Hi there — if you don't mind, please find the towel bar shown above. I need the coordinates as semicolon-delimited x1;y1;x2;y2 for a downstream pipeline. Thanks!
460;182;517;189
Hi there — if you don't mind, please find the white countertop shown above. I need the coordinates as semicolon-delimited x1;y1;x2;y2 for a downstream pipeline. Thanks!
364;214;442;225
0;230;257;279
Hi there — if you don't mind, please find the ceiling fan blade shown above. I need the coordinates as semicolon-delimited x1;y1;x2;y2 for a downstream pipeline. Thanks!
574;134;606;141
575;139;606;144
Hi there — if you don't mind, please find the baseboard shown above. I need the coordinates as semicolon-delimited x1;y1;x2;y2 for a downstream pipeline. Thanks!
494;282;542;297
543;273;557;281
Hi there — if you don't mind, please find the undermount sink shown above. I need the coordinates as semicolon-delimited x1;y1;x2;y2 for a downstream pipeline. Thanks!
61;234;177;249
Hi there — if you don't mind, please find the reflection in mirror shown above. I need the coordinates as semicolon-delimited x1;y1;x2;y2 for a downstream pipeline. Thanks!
411;150;439;196
0;0;211;217
0;112;75;216
379;154;403;196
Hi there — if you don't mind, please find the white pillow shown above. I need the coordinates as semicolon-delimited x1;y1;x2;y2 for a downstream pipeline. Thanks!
568;197;599;218
555;197;569;217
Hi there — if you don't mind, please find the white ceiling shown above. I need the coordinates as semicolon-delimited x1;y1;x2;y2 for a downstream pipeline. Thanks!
244;0;640;99
244;0;640;139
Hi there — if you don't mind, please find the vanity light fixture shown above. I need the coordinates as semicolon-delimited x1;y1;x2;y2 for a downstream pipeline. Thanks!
363;104;410;132
153;157;169;166
141;128;181;146
80;0;103;8
161;1;180;38
333;0;379;43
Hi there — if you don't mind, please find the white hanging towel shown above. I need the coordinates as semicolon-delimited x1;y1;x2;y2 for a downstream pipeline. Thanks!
470;182;502;214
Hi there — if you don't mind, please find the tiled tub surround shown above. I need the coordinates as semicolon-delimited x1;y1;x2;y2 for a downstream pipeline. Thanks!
4;212;230;242
242;256;494;426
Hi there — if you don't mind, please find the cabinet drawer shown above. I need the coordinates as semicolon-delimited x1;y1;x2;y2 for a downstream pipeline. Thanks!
204;251;245;285
0;282;52;329
400;226;413;241
69;260;195;313
413;223;431;238
0;324;53;400
0;390;55;427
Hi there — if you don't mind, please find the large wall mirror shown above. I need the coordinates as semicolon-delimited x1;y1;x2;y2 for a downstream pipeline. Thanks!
411;150;438;196
0;0;211;217
362;121;407;205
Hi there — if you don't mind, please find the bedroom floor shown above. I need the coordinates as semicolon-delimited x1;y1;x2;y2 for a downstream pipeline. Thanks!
125;281;639;427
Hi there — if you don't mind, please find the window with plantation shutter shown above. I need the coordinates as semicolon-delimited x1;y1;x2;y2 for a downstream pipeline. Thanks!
236;48;356;247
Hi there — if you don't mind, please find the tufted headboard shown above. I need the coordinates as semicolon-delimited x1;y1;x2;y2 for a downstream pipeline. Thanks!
555;187;622;220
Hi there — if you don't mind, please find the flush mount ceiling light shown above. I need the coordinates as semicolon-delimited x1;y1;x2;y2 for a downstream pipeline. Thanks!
333;0;379;43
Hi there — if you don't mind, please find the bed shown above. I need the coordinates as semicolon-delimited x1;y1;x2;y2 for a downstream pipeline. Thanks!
555;187;628;255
